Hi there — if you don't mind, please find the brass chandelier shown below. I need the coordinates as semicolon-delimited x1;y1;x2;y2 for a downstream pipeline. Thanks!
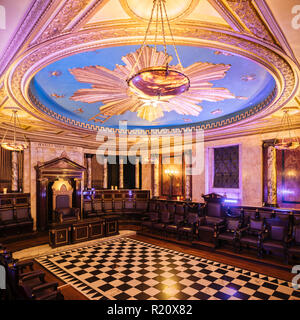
126;0;190;101
274;110;300;150
1;110;28;151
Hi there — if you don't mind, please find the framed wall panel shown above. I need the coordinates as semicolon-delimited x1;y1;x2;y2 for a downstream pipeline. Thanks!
213;146;239;188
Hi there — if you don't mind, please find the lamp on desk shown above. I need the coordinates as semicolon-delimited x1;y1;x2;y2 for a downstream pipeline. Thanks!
164;168;179;200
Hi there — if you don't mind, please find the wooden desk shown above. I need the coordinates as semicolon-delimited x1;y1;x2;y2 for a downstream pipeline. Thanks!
49;216;118;248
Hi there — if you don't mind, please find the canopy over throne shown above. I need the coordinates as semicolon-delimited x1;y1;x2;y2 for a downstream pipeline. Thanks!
36;153;86;230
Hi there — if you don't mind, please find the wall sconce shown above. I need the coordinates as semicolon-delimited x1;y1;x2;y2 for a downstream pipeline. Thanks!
164;169;179;176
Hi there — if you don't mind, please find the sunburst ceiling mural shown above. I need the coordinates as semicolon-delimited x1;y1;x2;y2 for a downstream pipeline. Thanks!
29;45;276;130
69;46;236;122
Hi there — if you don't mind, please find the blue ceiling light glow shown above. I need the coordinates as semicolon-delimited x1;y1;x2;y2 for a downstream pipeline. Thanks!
224;199;239;204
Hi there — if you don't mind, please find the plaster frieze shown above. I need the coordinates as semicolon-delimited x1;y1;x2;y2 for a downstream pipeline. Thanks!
34;0;93;44
224;0;276;44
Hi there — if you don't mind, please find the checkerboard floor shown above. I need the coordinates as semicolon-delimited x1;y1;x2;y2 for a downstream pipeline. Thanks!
35;237;300;300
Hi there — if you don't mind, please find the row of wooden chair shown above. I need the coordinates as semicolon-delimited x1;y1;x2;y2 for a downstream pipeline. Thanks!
141;201;300;263
83;198;149;219
214;214;300;264
0;244;64;300
141;202;202;241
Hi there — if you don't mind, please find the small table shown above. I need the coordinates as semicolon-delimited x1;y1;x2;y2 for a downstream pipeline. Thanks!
72;217;105;244
49;222;72;248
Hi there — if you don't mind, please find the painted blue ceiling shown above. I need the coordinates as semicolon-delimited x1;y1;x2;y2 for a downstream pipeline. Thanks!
29;45;276;130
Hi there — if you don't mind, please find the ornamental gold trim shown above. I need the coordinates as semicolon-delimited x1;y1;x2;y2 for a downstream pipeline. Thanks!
4;24;298;134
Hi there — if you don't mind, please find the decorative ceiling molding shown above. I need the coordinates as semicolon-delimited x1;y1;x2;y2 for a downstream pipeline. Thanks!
1;115;300;151
66;0;110;32
33;0;93;44
0;83;8;109
0;0;52;76
0;0;299;142
4;22;298;135
224;0;278;45
209;0;247;32
254;0;300;68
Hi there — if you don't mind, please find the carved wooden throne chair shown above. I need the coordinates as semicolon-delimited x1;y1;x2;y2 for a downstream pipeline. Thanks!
52;179;80;224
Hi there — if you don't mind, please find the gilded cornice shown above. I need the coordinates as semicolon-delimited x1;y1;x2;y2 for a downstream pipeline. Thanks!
224;0;277;45
4;23;298;135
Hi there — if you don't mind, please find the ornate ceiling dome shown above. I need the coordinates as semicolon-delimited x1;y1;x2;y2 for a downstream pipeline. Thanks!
0;0;298;138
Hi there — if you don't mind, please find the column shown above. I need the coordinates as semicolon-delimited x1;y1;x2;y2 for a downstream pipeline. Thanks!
135;157;140;189
86;154;92;189
11;151;19;192
185;150;192;200
103;157;107;189
153;156;159;197
36;177;48;231
267;145;277;206
23;148;30;193
119;157;124;188
74;178;82;219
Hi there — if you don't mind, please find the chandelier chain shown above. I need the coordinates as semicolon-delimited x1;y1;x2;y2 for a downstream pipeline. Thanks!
154;0;159;52
1;112;13;144
158;0;167;58
128;0;158;79
161;0;184;70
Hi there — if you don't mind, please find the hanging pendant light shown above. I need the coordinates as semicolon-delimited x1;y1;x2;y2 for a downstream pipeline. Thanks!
126;0;190;101
1;110;28;151
274;109;300;150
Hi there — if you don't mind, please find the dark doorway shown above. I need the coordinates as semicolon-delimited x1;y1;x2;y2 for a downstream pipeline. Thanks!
124;160;135;189
108;156;119;189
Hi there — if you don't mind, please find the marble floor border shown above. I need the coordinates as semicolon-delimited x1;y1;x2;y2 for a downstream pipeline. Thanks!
12;230;136;261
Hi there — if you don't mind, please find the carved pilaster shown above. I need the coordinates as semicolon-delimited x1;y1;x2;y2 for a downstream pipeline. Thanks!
267;145;277;206
103;157;108;189
11;151;19;192
135;158;140;189
153;156;159;197
86;154;92;189
119;157;124;189
185;150;192;200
